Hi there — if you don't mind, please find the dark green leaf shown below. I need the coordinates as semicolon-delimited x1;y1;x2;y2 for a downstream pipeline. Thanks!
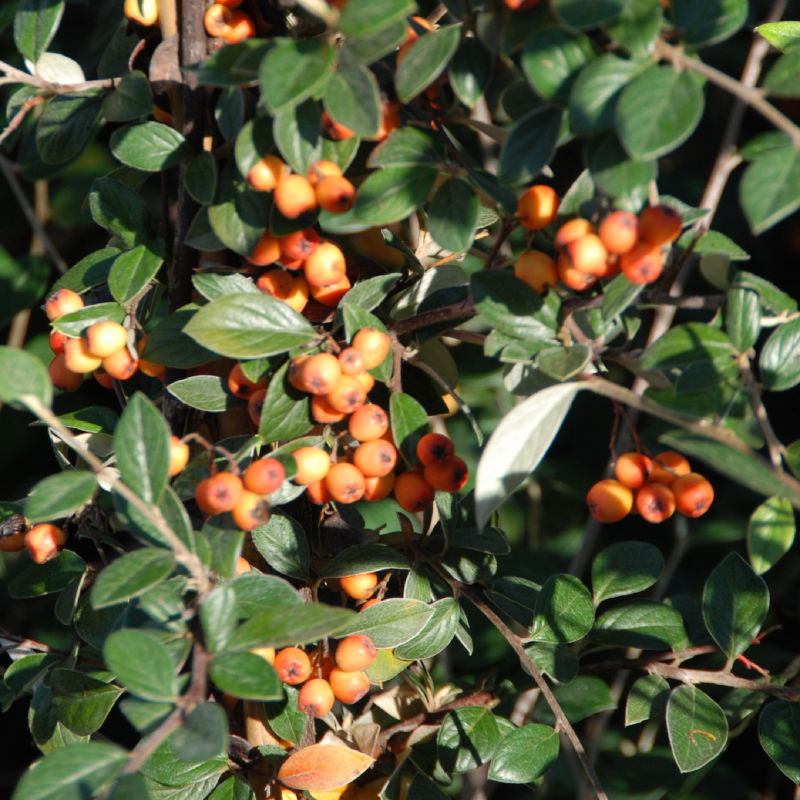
339;0;414;38
671;0;747;47
367;127;442;169
195;39;269;87
449;38;492;109
14;0;64;63
625;675;670;726
680;229;749;260
585;132;656;200
273;100;322;176
102;70;153;122
536;344;592;382
0;249;48;329
394;597;459;660
530;574;594;643
342;18;408;64
185;152;217;205
726;284;760;354
759;700;800;783
437;707;500;773
51;302;126;337
139;736;226;787
763;48;800;97
110;122;189;172
339;598;434;648
49;669;123;736
142;305;218;369
396;24;461;103
736;271;797;314
760;317;800;391
498;107;562;186
89;177;153;248
390;392;430;465
324;60;381;138
0;345;52;410
228;604;355;650
207;179;267;256
534;676;616;725
666;686;728;772
252;512;310;579
606;0;663;56
9;549;86;598
594;600;687;649
354;166;437;226
488;723;559;783
108;245;163;304
167;376;237;413
172;703;229;762
591;541;664;604
569;54;642;134
340;273;401;311
521;26;594;105
50;248;120;294
209;651;282;701
25;470;95;523
748;496;795;575
523;641;577;683
231;572;302;617
259;38;336;113
36;91;103;165
739;145;800;235
200;586;238;655
322;544;410;577
91;549;176;609
257;361;312;443
58;406;118;434
215;86;244;141
553;0;626;27
104;629;178;702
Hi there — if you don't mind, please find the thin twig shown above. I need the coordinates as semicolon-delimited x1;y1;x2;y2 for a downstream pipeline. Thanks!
739;355;783;468
390;298;476;337
0;59;118;93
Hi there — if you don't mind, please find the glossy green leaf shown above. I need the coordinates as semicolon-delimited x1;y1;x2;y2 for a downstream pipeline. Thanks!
759;700;800;783
625;675;670;726
322;544;409;578
747;496;795;575
89;177;153;248
91;549;176;609
530;574;594;643
0;345;52;410
142;305;218;369
273;100;322;176
428;178;479;252
354;166;437;226
536;344;592;382
606;0;663;56
671;0;747;47
229;604;355;650
488;723;559;783
184;293;316;359
438;707;501;773
14;0;64;63
763;48;800;97
171;703;229;762
50;248;119;294
737;271;797;314
208;651;282;701
231;572;302;617
101;70;153;122
390;392;430;465
138;736;226;786
110;122;189;172
553;0;625;27
396;24;462;103
207;184;268;257
681;229;750;260
108;245;163;304
585;132;656;200
52;302;126;337
367;127;442;169
49;669;123;736
341;273;401;312
195;39;269;87
523;641;578;683
104;629;178;701
200;586;237;655
167;375;236;413
342;17;407;64
569;54;642;134
8;549;86;598
339;0;414;37
252;512;310;579
0;249;48;329
666;686;728;772
739;146;800;234
185;151;217;204
616;66;704;160
25;470;96;523
756;21;800;52
36;91;103;165
592;541;664;604
725;284;760;354
340;598;434;648
593;600;687;649
259;38;336;113
192;273;259;302
760;317;800;391
498;107;562;186
449;37;492;109
521;26;594;105
394;597;459;660
534;676;616;725
324;60;381;138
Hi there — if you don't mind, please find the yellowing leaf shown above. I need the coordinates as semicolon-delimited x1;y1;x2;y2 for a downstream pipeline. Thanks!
278;744;374;792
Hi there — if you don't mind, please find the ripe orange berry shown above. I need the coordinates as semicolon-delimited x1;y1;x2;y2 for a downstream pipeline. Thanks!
298;677;335;717
248;231;282;266
280;229;320;262
424;456;469;492
416;433;455;466
554;218;594;250
216;0;242;6
353;370;375;395
94;369;114;389
619;241;663;284
325;462;366;504
557;253;597;292
288;354;311;391
273;174;317;219
635;482;676;523
136;337;166;380
235;556;252;575
586;479;633;523
0;517;26;553
45;288;84;321
326;374;367;414
292;446;331;484
231;489;271;531
377;100;400;140
244;457;285;495
335;635;377;671
338;347;365;376
514;250;558;294
638;204;682;246
274;647;312;685
311;393;348;424
672;473;714;518
348;404;389;442
306;478;332;504
300;352;342;395
124;0;159;25
353;440;397;478
598;210;639;255
394;471;435;513
614;452;653;490
322;111;355;141
504;0;541;8
25;523;67;564
316;175;356;214
223;10;255;43
195;472;244;515
48;354;83;391
351;327;391;370
168;436;190;477
340;572;378;600
251;646;275;663
248;388;266;427
257;270;309;314
360;597;381;610
516;185;559;230
329;668;370;704
85;321;127;358
204;3;233;37
310;275;351;307
49;329;68;355
363;472;395;502
308;160;342;187
303;241;346;288
649;451;691;486
102;347;139;381
564;233;608;276
63;337;103;374
228;362;268;400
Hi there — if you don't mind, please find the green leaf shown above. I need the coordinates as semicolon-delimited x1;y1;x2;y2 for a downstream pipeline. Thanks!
585;132;656;200
736;271;797;314
8;549;86;598
115;392;170;504
367;127;442;168
605;0;663;57
185;293;316;359
257;361;312;443
101;70;153;122
36;91;103;165
498;107;562;186
228;604;355;650
702;552;768;659
110;122;189;172
52;302;126;337
748;496;795;575
726;284;760;353
533;676;616;725
671;0;748;47
763;48;800;97
91;550;176;609
593;600;687;649
200;586;238;654
354;166;437;226
108;245;163;304
488;723;559;783
259;38;336;113
272;99;322;176
760;317;800;391
530;574;594;643
195;39;269;86
394;597;459;660
759;700;800;783
616;66;704;160
521;26;594;105
143;305;218;369
449;38;492;109
396;24;462;103
537;344;592;382
0;249;48;329
58;406;118;434
104;629;178;702
252;513;310;579
139;737;226;787
341;273;401;311
756;21;800;52
25;470;96;523
193;273;260;302
185;151;217;205
339;598;434;648
322;544;410;577
172;703;229;762
666;686;728;772
51;248;120;294
208;651;282;701
625;675;670;726
437;707;501;773
49;669;123;736
342;17;407;64
390;392;429;465
339;0;414;38
10;741;127;800
231;573;302;617
14;0;63;63
427;177;479;252
167;376;236;413
89;177;153;248
475;383;584;529
681;229;750;260
591;541;664;604
0;345;52;410
208;173;268;256
324;60;381;138
739;146;800;234
553;0;626;27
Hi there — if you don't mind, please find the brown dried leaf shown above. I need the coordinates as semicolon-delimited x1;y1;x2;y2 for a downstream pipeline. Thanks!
277;743;375;792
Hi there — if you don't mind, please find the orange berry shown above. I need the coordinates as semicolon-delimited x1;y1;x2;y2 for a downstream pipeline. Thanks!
635;482;676;523
554;218;593;250
288;354;311;391
273;174;317;219
397;15;435;65
298;678;335;717
598;211;639;255
564;233;608;276
248;232;282;266
24;523;67;564
360;598;381;610
216;0;242;6
45;288;84;321
424;456;469;493
252;646;275;663
204;3;233;37
335;635;377;671
338;347;365;376
516;185;559;230
325;462;366;504
299;352;342;395
504;0;541;8
649;451;691;486
514;250;558;293
63;337;103;373
303;241;346;288
222;10;255;43
195;472;244;515
310;275;350;307
353;370;375;394
339;572;378;600
124;0;159;25
638;204;682;246
228;362;268;400
363;472;395;502
256;268;293;299
102;347;139;381
672;473;714;518
393;471;435;513
306;478;332;504
376;100;400;140
315;175;356;214
231;489;271;531
85;321;127;358
94;369;114;390
326;374;367;414
311;393;348;424
586;479;633;523
557;253;597;292
307;160;342;187
416;432;455;466
292;446;331;484
247;388;266;427
0;525;26;553
49;330;68;355
235;556;252;575
48;354;83;391
353;440;397;478
613;452;653;490
619;242;663;284
328;668;370;704
274;647;312;685
322;111;355;141
279;229;320;262
244;457;285;495
136;337;166;379
351;327;391;370
348;404;388;442
168;436;190;477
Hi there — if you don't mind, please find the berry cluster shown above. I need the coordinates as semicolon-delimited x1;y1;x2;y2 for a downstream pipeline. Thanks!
586;450;714;524
0;515;67;564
